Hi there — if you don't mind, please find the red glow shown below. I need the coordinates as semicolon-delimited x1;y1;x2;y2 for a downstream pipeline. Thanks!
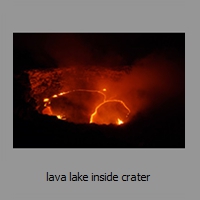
27;53;184;126
90;99;130;125
42;89;130;125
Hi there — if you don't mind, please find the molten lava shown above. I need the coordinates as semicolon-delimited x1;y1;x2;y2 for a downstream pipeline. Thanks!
89;99;130;125
117;118;123;125
43;98;49;102
42;89;130;125
57;115;62;119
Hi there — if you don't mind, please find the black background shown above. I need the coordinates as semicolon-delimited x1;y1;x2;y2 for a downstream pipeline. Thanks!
13;33;185;148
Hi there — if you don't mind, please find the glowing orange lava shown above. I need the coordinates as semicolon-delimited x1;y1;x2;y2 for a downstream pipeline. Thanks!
57;115;62;119
42;88;130;125
117;118;123;125
89;99;130;125
43;98;49;102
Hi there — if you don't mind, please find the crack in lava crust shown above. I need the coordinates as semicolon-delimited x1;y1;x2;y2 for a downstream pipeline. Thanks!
42;89;130;125
90;99;130;125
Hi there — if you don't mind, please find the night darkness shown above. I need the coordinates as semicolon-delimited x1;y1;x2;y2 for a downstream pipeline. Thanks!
13;33;185;148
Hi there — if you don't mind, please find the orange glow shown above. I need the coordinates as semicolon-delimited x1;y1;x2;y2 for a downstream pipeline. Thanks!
89;99;130;125
57;115;62;119
117;118;123;125
43;98;49;102
71;89;106;101
28;53;184;127
42;89;130;125
42;107;52;115
58;92;66;96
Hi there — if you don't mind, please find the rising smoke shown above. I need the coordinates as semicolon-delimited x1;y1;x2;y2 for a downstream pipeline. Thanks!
17;34;184;123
